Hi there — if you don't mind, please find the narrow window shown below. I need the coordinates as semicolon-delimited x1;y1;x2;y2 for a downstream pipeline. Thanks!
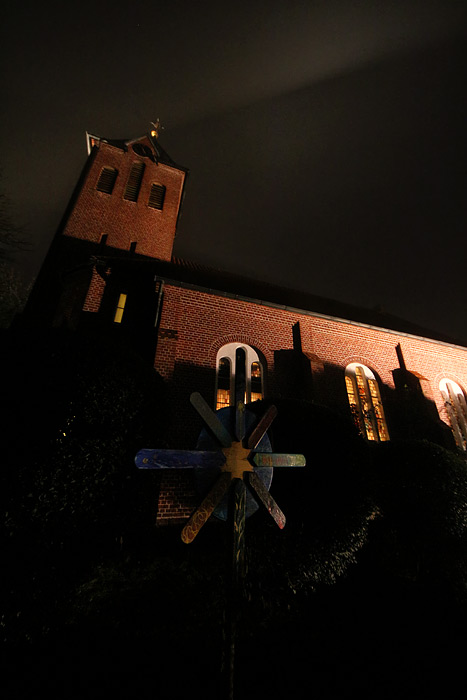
99;233;108;246
250;362;263;403
216;357;231;410
114;293;127;324
129;241;137;253
96;167;118;194
345;364;389;441
439;379;467;450
124;162;145;202
148;183;166;209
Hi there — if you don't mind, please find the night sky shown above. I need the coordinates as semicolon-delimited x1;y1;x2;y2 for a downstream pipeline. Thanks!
2;1;467;341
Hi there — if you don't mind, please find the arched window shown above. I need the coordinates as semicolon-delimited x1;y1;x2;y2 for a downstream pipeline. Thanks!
439;379;467;450
345;363;389;441
215;343;264;410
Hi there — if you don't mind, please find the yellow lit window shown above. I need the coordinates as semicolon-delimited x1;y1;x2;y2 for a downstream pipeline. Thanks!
114;293;127;323
250;362;263;403
216;357;231;410
440;379;467;450
345;364;389;442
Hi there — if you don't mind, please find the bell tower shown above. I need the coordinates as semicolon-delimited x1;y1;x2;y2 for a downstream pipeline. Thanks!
64;128;187;261
22;127;188;329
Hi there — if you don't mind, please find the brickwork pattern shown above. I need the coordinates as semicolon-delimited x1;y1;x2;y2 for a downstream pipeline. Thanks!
82;266;108;312
63;139;186;261
153;283;467;523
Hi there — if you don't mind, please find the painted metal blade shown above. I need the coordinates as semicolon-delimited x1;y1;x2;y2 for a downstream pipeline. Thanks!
190;392;232;447
230;479;246;587
135;448;225;470
246;471;286;529
181;473;232;544
234;348;246;442
252;453;306;467
234;347;246;406
235;401;246;442
247;405;278;450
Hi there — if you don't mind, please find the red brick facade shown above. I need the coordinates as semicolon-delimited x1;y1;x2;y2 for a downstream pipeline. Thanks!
63;135;186;261
25;130;467;526
151;282;467;523
155;283;467;419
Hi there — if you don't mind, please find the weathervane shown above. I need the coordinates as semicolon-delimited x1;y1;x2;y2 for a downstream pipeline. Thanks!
150;118;164;139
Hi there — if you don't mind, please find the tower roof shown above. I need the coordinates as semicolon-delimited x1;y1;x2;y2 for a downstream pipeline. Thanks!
85;131;187;172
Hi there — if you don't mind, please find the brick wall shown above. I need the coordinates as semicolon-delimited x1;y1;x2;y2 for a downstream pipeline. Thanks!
153;283;467;523
62;139;186;261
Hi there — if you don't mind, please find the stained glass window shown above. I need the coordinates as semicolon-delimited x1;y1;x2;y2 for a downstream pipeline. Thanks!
345;364;389;442
439;379;467;450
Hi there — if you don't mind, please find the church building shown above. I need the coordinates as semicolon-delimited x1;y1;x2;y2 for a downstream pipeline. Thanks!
24;127;467;524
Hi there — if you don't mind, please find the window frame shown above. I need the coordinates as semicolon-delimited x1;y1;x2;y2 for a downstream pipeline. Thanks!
345;363;389;441
215;343;264;410
96;166;118;194
439;378;467;450
148;183;166;210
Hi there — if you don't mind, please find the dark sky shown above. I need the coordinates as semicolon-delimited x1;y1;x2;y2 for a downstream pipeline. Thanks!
2;1;467;341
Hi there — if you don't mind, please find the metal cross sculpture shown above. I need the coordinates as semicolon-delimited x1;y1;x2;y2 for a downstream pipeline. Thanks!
135;348;305;548
135;347;305;698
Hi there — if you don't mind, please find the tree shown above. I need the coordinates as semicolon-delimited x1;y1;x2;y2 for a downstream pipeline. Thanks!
0;181;30;325
0;186;28;262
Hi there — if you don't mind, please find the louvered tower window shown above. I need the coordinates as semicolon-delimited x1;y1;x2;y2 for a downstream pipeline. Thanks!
96;167;118;194
123;162;145;202
148;183;166;209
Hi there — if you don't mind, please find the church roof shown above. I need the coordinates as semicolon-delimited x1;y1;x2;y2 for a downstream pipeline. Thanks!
93;252;467;348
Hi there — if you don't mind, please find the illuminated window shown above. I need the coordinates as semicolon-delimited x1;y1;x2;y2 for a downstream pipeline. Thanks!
114;293;127;324
124;162;145;202
439;379;467;450
96;167;118;194
148;183;166;209
216;357;231;409
215;343;264;410
345;363;389;441
250;362;263;402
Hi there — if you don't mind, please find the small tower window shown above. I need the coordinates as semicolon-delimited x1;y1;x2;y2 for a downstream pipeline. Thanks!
124;162;145;202
114;293;127;324
129;241;137;253
96;167;118;194
148;183;166;210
